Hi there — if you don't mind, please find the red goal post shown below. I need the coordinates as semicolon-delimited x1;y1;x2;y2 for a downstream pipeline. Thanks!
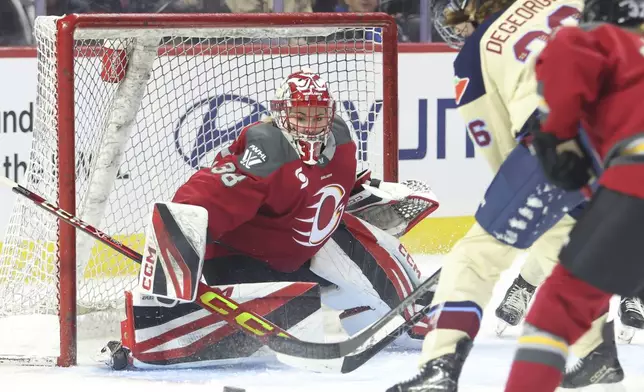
0;12;399;367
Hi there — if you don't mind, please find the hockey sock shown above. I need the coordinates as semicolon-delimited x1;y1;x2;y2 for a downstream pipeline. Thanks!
504;323;568;392
505;361;563;392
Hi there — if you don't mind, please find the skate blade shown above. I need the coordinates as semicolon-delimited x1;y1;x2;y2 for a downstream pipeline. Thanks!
495;320;509;337
617;326;635;344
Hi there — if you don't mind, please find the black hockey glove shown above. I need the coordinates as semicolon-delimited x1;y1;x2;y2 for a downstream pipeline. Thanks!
531;130;593;191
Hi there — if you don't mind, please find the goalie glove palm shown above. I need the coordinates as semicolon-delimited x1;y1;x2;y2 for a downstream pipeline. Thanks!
347;172;439;237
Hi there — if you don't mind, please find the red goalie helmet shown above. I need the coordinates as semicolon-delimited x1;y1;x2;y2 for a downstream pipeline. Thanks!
270;69;336;165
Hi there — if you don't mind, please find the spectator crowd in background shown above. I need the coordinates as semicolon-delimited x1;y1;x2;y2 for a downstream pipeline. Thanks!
1;0;439;46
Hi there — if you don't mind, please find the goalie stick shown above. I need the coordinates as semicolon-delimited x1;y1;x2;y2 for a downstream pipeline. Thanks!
0;175;440;366
278;277;440;373
339;288;436;373
270;267;441;360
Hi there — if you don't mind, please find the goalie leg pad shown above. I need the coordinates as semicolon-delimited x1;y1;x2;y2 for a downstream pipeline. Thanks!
312;214;429;339
120;281;323;368
475;144;586;249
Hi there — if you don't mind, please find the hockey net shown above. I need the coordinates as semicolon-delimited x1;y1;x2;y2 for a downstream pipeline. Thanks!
0;13;398;366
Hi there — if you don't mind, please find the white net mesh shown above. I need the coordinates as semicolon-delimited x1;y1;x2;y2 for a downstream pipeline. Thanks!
0;15;391;362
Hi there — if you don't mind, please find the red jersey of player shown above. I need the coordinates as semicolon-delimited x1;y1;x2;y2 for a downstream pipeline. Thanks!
535;21;644;198
173;69;357;272
503;2;644;391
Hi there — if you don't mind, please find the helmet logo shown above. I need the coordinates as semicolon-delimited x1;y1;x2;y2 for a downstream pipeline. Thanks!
287;72;328;98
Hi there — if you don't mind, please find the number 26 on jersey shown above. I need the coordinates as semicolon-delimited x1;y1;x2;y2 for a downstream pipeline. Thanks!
468;119;492;147
513;5;581;62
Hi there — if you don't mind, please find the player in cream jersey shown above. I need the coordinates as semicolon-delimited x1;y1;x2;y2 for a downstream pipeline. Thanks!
386;0;627;390
460;0;582;171
467;0;588;339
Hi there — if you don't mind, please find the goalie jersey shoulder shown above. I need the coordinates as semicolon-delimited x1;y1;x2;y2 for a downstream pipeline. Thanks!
229;121;300;178
330;114;354;146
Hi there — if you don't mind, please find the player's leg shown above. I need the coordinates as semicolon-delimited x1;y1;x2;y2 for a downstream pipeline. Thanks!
385;222;518;392
388;144;586;392
493;217;622;388
518;228;622;388
106;254;330;369
494;261;539;334
505;265;612;392
481;143;584;336
311;214;428;342
495;197;587;334
495;215;575;335
561;311;623;388
505;186;644;392
504;204;622;389
420;144;579;358
495;203;587;334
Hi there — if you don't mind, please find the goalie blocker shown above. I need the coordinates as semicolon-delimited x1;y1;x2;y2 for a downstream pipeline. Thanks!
138;202;208;303
104;189;437;369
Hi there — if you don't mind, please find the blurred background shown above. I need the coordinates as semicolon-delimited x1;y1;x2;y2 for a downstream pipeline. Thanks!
0;0;442;46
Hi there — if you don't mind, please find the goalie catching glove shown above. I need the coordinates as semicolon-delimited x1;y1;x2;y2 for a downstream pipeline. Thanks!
346;170;439;238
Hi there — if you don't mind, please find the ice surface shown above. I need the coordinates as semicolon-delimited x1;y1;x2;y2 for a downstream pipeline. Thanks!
1;255;643;392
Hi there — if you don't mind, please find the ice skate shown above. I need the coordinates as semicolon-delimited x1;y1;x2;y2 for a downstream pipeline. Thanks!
386;338;472;392
494;275;536;336
561;321;624;388
617;296;644;344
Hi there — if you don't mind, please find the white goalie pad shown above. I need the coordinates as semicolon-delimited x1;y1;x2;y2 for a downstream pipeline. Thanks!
347;179;439;238
138;202;208;303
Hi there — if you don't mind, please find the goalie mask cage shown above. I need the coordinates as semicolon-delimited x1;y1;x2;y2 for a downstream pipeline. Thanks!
0;13;398;367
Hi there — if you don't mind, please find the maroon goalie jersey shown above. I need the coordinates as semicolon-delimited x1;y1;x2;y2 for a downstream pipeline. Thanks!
172;116;358;272
536;23;644;198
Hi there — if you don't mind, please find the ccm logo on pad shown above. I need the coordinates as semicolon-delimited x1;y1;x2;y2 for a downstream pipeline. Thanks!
141;246;157;291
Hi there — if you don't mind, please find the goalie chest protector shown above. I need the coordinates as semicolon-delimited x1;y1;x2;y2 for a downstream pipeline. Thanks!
174;116;357;273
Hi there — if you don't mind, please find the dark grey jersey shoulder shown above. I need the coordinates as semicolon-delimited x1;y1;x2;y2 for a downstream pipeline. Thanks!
237;121;300;177
330;115;354;145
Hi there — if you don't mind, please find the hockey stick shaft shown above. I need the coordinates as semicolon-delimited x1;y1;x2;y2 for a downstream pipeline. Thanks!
268;266;441;359
274;283;438;374
339;287;436;373
0;176;294;342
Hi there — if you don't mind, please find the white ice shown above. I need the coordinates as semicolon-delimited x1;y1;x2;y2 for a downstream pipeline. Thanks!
1;255;643;392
